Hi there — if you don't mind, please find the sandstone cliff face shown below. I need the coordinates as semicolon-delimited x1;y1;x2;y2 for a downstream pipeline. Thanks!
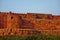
0;12;60;36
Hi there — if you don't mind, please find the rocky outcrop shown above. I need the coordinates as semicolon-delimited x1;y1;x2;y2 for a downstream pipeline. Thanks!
0;12;60;36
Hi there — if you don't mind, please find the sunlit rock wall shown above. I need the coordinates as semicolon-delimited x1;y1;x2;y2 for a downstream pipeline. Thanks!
0;12;60;36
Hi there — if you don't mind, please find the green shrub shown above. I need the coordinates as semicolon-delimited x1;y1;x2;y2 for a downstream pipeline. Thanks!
0;34;60;40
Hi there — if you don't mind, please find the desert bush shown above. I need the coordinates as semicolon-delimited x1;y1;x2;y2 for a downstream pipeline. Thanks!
0;34;60;40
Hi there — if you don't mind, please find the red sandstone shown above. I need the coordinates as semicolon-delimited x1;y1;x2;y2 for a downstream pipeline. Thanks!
0;12;60;36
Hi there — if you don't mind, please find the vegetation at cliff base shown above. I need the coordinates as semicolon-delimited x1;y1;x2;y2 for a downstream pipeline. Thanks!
0;34;60;40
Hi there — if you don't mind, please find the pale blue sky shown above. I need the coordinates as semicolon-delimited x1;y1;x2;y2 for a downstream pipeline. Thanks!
0;0;60;15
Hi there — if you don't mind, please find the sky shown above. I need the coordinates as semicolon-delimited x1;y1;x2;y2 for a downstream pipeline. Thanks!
0;0;60;15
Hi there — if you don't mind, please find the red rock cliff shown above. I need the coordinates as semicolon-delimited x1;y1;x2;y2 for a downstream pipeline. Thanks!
0;12;60;36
